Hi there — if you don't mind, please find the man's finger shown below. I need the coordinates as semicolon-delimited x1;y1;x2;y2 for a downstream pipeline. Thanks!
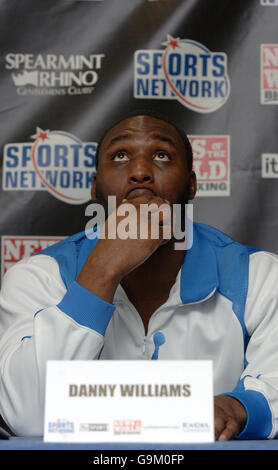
214;414;226;441
218;417;240;441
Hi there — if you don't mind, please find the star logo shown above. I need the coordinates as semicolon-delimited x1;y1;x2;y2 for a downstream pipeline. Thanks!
162;34;180;50
31;127;50;142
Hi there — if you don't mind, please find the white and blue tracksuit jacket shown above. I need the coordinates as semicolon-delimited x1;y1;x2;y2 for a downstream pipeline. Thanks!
0;222;278;438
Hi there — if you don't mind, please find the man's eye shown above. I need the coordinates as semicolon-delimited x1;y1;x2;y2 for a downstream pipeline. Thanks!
112;152;129;162
153;152;170;161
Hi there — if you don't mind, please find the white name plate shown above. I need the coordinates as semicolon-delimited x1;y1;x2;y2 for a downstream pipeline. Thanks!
44;360;214;443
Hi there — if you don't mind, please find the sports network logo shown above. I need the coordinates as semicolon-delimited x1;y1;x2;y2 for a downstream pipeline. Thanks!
134;35;230;113
48;419;74;434
3;128;97;204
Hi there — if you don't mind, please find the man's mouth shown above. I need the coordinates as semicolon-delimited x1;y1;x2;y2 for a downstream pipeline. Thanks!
125;187;156;200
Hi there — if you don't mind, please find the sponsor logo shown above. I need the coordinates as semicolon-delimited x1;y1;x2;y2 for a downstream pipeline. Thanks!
189;135;230;196
261;0;278;4
182;422;211;432
113;419;142;435
134;35;230;113
48;419;74;434
80;423;109;432
3;128;97;204
5;53;105;96
261;44;278;104
261;154;278;177
1;235;64;277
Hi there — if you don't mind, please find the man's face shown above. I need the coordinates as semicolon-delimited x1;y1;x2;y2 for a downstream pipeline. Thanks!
92;115;196;214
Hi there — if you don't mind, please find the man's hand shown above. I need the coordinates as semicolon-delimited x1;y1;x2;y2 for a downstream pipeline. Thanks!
77;194;172;302
214;395;247;441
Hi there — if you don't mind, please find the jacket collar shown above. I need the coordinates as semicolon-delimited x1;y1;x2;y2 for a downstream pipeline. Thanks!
180;223;219;304
77;223;219;305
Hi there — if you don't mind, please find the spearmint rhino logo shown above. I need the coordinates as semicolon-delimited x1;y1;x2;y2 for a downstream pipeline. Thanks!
3;128;97;204
5;53;105;96
134;35;230;113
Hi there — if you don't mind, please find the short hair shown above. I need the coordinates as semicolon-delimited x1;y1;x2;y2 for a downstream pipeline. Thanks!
94;109;193;171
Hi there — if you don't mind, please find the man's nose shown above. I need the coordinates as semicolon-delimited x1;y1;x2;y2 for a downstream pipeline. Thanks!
128;157;154;183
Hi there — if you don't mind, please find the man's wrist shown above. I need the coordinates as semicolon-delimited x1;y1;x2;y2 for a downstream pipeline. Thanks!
77;256;121;303
215;395;247;432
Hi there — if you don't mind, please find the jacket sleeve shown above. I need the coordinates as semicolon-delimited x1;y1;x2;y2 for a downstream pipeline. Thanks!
0;254;115;437
225;251;278;439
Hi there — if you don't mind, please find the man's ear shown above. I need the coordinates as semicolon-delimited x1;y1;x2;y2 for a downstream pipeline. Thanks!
91;173;97;201
188;171;197;200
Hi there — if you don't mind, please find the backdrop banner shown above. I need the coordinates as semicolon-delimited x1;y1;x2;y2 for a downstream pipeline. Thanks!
1;0;278;280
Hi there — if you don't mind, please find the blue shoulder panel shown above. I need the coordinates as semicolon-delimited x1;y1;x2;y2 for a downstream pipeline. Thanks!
33;230;98;288
182;223;261;354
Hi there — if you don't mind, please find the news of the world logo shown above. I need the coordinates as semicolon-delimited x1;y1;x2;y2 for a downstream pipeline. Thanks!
189;136;230;196
1;236;65;278
261;45;278;104
3;128;97;204
5;53;105;96
134;35;230;113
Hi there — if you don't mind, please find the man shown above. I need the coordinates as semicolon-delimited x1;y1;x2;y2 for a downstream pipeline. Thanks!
0;110;278;440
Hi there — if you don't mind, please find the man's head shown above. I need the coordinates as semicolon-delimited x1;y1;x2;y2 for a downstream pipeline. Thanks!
95;109;194;172
92;110;197;213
